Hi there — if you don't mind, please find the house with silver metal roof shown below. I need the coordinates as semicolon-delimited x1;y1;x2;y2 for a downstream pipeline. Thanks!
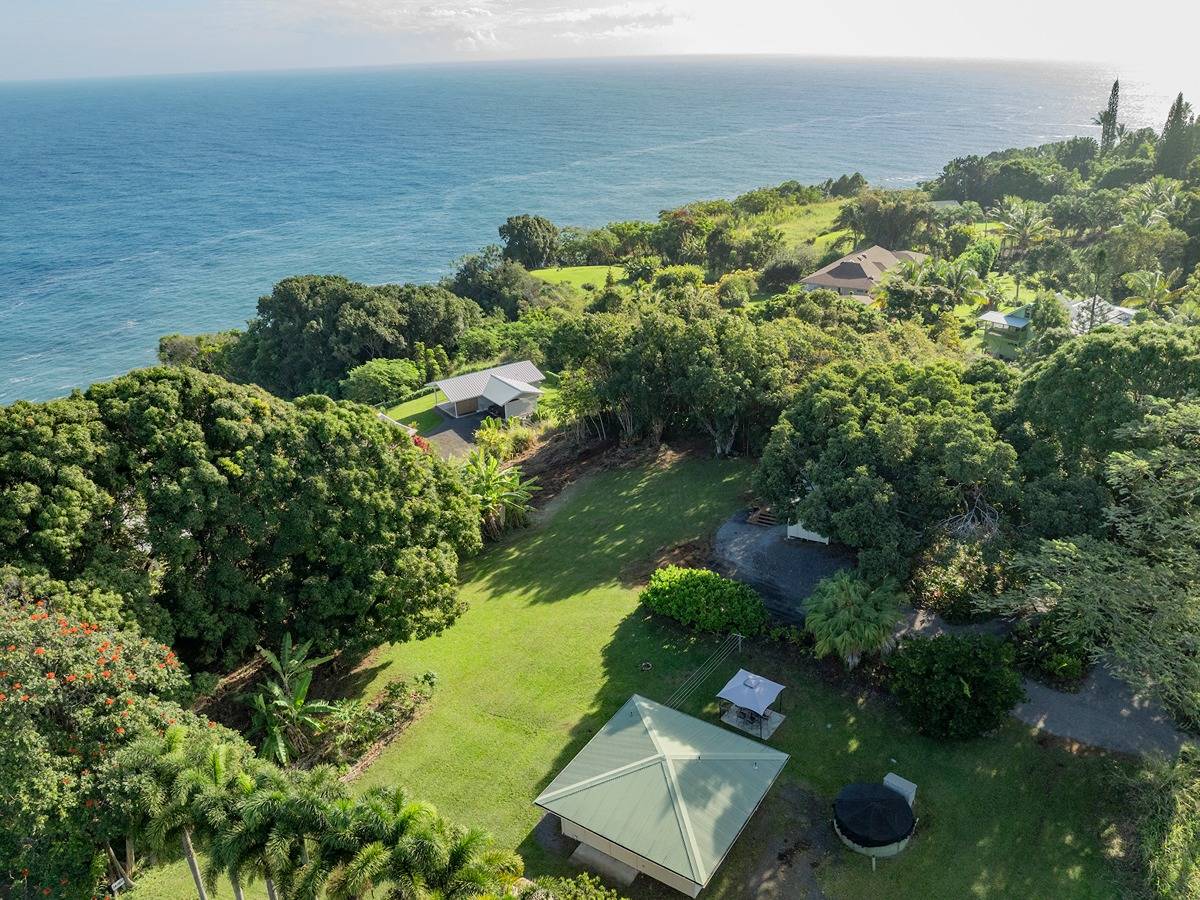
534;694;788;897
430;360;545;419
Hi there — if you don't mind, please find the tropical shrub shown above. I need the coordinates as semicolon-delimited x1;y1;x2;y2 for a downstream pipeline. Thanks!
322;672;437;766
460;450;540;540
241;635;336;765
804;571;903;669
1010;617;1089;688
522;873;625;899
889;635;1025;739
339;357;422;405
640;566;767;635
475;416;536;460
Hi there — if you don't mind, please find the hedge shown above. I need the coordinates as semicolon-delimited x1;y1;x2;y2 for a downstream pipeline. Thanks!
639;565;767;635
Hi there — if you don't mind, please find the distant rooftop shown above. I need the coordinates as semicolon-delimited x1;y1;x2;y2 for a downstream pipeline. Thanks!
978;309;1031;329
1066;296;1136;335
802;245;927;292
431;360;544;404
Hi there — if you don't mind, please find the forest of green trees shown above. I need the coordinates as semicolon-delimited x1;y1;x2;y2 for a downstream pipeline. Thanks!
4;79;1200;900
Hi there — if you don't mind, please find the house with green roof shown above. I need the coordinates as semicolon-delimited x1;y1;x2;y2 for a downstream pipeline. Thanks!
534;694;788;896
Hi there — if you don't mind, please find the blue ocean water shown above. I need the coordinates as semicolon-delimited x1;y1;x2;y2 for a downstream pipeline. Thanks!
0;56;1178;402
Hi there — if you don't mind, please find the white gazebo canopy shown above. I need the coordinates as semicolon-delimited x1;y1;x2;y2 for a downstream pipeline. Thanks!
716;669;784;716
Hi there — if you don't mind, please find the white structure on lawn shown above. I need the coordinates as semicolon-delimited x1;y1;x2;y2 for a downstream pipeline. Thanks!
787;521;830;544
430;360;545;419
534;695;788;897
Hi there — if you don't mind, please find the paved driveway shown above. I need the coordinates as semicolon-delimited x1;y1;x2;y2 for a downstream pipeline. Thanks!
713;510;856;623
424;411;481;458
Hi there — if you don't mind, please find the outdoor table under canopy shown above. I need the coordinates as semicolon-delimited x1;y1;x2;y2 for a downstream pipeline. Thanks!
832;782;916;869
716;669;785;739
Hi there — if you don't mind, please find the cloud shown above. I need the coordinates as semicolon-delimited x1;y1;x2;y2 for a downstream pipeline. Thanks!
254;0;684;53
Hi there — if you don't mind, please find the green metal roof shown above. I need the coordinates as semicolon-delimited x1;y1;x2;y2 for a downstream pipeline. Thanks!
534;694;789;888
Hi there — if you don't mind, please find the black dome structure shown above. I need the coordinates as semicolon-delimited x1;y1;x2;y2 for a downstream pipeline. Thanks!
832;782;916;866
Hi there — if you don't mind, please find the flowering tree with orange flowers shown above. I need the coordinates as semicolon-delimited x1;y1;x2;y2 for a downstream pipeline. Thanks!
0;580;217;900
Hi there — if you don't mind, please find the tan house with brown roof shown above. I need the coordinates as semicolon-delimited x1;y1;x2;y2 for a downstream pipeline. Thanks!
801;245;927;302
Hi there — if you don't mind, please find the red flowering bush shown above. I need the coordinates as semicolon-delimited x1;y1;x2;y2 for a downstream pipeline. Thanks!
0;579;201;899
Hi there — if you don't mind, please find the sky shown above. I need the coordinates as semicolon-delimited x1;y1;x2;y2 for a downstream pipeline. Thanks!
1;0;1198;83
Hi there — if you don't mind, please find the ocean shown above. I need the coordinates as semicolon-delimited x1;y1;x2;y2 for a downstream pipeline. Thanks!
0;56;1181;403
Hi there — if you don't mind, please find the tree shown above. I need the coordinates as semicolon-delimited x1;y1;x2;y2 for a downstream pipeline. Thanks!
449;246;558;319
804;572;903;669
1122;269;1184;315
1015;324;1200;464
0;583;196;898
835;189;933;248
499;215;560;269
755;361;1017;579
675;314;789;456
1094;80;1121;155
989;398;1200;728
1156;93;1197;178
338;357;422;405
988;196;1054;302
0;368;482;669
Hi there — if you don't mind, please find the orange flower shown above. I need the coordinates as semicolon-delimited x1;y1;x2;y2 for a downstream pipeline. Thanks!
65;674;76;682
13;681;21;689
33;647;45;655
115;727;125;735
20;694;29;702
100;670;111;678
0;693;6;702
125;697;134;705
45;672;55;680
105;697;114;706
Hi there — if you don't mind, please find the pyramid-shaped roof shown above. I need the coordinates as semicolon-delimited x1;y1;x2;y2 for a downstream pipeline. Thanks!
534;695;788;888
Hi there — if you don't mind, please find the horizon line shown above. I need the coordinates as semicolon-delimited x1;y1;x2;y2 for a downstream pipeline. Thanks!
0;49;1121;88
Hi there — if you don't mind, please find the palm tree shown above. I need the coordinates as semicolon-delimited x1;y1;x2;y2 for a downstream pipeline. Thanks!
121;726;222;900
938;258;985;309
987;196;1054;303
189;743;256;900
460;450;540;541
804;572;904;670
219;763;347;900
303;786;440;900
1122;268;1184;315
417;820;524;899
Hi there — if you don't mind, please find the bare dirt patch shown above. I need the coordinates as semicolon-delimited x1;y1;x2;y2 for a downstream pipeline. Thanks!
738;783;835;899
619;536;715;587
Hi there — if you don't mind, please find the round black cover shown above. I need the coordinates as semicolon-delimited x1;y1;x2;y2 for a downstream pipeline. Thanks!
833;783;915;848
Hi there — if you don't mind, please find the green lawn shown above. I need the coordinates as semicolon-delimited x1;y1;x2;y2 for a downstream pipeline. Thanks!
382;391;442;433
768;199;847;250
531;265;626;290
133;454;1132;899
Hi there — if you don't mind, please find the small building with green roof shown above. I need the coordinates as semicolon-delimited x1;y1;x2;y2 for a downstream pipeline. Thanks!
534;694;789;896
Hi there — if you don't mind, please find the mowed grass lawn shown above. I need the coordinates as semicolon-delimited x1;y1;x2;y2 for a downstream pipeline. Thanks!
383;391;442;433
531;264;626;290
135;454;1131;900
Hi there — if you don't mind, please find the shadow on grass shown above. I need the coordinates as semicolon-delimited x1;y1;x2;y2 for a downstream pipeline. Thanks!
516;608;1135;900
469;458;751;606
